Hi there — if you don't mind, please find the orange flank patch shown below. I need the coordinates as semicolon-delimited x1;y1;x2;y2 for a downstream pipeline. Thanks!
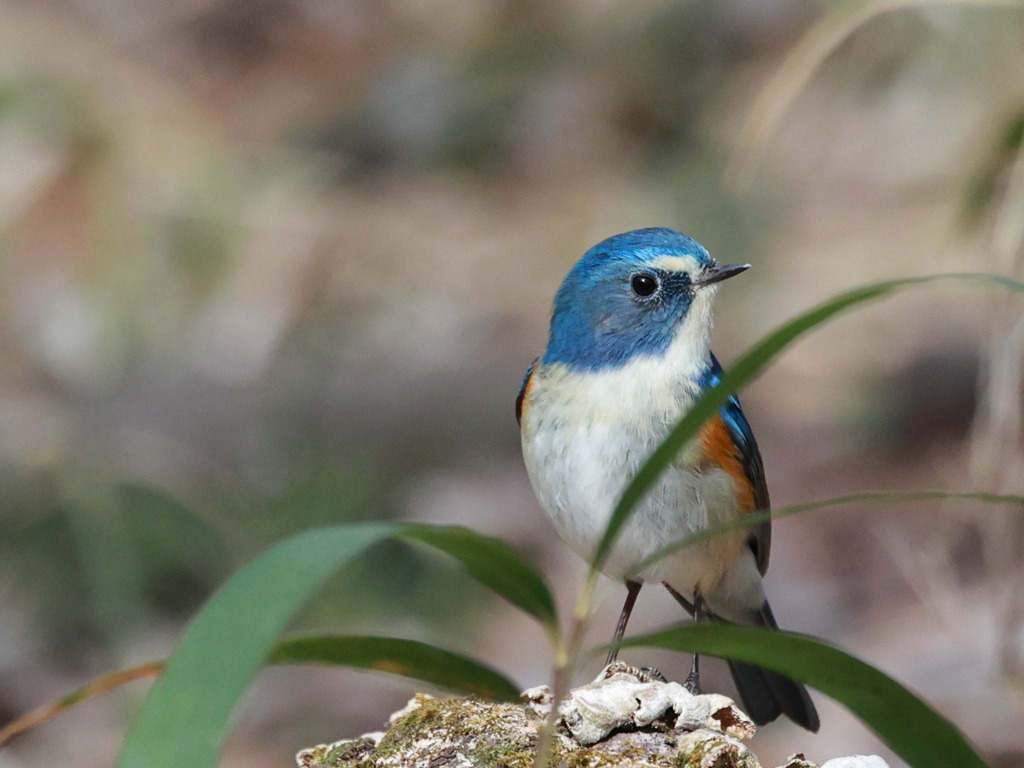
698;415;755;514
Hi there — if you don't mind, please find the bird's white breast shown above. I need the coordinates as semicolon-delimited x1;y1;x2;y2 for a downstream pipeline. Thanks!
521;304;747;594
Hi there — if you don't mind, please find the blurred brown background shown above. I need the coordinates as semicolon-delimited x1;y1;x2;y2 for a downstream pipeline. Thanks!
0;1;1022;767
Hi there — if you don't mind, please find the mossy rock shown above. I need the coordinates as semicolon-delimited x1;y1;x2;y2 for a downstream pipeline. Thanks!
296;692;759;768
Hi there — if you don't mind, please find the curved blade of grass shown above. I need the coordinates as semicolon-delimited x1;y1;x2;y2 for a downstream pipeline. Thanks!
117;522;553;768
270;635;520;700
400;524;558;635
0;663;162;748
2;630;523;748
725;0;1024;190
633;490;1024;574
591;273;1024;575
621;625;988;768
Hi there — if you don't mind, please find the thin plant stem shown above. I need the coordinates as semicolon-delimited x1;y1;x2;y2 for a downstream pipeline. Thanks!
0;663;163;748
533;570;600;768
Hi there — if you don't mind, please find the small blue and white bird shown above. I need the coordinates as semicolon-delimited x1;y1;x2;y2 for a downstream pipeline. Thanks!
517;227;819;731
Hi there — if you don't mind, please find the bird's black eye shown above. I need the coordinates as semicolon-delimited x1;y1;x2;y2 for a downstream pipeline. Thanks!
630;273;659;297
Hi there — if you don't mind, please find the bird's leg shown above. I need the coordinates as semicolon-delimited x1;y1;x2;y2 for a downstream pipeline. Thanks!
605;579;643;666
664;583;704;694
683;592;706;694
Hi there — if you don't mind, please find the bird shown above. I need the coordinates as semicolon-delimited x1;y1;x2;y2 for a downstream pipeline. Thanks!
517;227;819;731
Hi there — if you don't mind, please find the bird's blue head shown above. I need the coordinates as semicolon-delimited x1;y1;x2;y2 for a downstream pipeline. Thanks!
542;228;749;371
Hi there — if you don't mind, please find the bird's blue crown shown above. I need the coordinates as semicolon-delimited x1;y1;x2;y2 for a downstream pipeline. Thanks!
543;227;715;371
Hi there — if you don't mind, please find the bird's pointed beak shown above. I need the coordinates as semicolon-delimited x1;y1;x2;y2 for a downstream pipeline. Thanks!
693;262;750;287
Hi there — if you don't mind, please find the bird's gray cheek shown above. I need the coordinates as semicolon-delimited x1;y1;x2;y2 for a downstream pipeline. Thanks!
596;303;637;332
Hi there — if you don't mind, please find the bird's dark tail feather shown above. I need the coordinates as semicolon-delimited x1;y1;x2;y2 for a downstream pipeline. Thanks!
727;658;819;732
725;599;819;732
706;598;819;732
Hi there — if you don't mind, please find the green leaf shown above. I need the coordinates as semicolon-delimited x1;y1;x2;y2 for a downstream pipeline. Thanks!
270;635;520;700
400;524;558;634
961;107;1024;227
116;523;396;768
633;490;1024;574
591;273;1024;575
116;522;551;768
622;625;989;768
2;631;522;749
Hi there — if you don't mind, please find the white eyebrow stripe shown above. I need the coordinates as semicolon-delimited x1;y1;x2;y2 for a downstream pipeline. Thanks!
647;254;704;273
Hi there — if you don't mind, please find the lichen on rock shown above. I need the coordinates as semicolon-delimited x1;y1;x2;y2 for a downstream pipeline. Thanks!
297;692;544;768
295;664;890;768
297;664;754;768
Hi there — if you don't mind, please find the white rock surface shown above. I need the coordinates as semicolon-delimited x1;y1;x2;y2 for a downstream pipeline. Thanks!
520;684;553;717
556;662;754;746
820;757;891;768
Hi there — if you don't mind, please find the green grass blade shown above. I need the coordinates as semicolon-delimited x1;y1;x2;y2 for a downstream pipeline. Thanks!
621;625;989;768
633;490;1024;574
400;524;558;634
590;273;1024;575
116;523;397;768
270;635;521;700
0;662;163;748
2;631;523;750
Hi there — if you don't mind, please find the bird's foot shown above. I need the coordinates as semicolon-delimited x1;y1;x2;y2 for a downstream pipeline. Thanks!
683;667;702;695
638;666;667;683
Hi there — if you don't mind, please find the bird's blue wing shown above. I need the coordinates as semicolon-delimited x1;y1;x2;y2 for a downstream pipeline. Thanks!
703;354;772;574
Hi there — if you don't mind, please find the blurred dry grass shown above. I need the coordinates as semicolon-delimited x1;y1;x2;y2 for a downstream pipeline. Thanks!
0;2;1022;767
